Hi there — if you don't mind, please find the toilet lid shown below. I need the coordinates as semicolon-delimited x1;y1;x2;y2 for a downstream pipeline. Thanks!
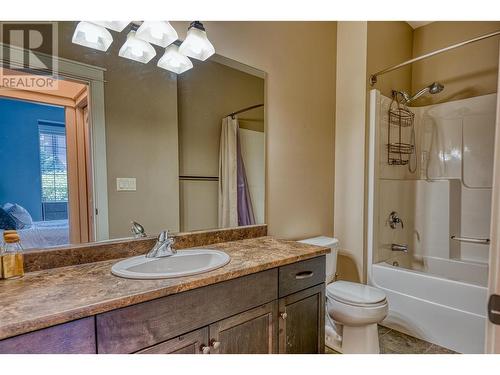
326;281;386;305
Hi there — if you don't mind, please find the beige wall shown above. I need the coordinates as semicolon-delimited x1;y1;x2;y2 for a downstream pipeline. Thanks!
59;22;180;238
412;21;500;106
367;21;413;97
334;22;368;283
335;21;413;282
173;21;337;239
178;60;264;177
177;59;264;231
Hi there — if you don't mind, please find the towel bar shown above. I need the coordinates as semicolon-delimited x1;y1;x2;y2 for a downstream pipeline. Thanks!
450;236;490;245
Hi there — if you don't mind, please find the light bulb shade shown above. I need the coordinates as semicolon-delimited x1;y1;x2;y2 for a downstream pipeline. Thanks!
179;23;215;61
157;44;193;74
72;21;113;51
118;31;156;63
93;21;130;32
136;21;178;48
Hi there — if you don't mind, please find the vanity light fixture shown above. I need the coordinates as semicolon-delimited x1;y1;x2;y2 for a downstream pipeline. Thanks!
157;44;193;74
179;21;215;61
71;20;215;74
92;21;130;32
119;25;156;63
71;21;113;51
135;21;178;48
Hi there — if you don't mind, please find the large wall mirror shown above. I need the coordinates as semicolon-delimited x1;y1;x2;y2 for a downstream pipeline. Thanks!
0;21;266;250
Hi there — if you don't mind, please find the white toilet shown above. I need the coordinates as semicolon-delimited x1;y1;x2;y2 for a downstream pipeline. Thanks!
299;236;388;354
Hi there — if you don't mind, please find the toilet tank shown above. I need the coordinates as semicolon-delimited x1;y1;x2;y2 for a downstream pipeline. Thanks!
299;236;339;283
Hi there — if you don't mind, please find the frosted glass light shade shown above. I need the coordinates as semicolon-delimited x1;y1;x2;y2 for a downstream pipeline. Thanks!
72;21;113;51
119;30;156;63
179;22;215;61
93;21;130;32
136;21;178;48
157;45;193;74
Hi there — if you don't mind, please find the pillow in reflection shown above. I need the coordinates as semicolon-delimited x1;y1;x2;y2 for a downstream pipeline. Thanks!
3;203;33;229
0;207;17;230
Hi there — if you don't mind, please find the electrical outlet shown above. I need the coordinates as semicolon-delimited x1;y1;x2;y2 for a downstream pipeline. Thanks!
116;177;136;191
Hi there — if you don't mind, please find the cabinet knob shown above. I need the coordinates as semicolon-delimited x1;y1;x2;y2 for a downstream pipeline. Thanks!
200;344;211;354
210;340;221;350
280;312;288;320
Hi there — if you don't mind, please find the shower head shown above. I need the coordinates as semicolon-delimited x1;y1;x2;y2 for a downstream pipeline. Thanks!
403;82;444;104
429;82;444;94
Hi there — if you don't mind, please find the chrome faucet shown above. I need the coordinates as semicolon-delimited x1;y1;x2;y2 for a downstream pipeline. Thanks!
391;243;408;252
146;230;176;258
131;221;146;238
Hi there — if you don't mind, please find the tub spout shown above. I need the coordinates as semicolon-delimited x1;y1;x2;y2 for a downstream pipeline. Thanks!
391;243;408;252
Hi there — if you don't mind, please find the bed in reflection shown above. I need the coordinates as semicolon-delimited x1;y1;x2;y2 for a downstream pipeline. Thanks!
1;220;69;250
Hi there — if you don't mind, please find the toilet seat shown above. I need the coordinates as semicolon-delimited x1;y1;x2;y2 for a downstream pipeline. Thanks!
326;281;388;329
327;281;386;307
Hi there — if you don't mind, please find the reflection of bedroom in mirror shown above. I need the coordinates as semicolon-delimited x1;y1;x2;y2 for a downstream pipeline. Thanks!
0;21;266;251
0;72;93;249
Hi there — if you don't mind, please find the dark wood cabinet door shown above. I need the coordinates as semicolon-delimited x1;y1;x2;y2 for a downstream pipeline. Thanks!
209;301;277;354
278;284;325;354
136;327;209;354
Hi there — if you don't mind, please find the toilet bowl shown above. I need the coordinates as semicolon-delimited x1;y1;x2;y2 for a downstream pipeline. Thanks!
327;281;388;353
300;236;388;354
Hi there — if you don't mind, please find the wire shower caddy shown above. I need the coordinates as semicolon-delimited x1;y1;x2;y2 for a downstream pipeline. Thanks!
387;93;415;166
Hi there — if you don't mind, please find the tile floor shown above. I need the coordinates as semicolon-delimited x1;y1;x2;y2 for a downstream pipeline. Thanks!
325;325;457;354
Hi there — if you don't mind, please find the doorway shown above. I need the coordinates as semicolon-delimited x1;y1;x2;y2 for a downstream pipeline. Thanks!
0;69;94;248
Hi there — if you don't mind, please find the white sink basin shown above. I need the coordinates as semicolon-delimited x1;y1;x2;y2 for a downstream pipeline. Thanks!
111;249;231;280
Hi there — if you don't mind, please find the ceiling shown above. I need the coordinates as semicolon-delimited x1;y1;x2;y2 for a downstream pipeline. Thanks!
406;21;434;29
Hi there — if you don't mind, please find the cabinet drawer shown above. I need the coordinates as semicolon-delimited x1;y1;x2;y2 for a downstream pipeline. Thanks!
0;317;96;354
278;256;325;298
96;269;278;353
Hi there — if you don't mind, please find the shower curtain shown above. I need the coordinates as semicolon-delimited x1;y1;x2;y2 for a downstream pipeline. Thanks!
218;116;255;228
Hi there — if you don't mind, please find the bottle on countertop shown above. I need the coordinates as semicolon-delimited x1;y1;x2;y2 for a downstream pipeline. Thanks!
2;230;24;279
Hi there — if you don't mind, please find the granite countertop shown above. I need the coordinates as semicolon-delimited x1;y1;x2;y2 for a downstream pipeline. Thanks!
0;236;328;340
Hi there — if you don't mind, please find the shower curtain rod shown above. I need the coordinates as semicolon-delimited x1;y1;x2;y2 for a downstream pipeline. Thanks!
369;29;500;86
227;103;264;118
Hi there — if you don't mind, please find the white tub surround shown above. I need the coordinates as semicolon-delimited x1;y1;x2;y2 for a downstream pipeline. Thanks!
368;90;495;354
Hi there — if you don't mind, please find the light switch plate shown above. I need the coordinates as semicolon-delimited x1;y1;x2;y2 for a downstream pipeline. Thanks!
116;177;136;191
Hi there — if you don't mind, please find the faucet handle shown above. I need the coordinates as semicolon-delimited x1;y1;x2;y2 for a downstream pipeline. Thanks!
388;211;404;229
157;230;175;249
131;221;146;238
157;230;168;242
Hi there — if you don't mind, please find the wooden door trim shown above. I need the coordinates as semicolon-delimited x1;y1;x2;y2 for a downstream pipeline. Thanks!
66;94;93;244
486;41;500;354
0;89;75;107
65;107;80;243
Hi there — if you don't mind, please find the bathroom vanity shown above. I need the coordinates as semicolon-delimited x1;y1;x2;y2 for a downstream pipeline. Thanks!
0;236;327;354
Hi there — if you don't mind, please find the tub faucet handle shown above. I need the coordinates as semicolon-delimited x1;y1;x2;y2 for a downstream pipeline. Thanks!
388;211;404;229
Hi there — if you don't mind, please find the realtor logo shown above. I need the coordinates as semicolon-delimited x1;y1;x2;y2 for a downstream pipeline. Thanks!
0;22;58;90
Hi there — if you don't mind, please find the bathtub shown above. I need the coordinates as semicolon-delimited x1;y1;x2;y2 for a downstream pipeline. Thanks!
370;258;488;354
